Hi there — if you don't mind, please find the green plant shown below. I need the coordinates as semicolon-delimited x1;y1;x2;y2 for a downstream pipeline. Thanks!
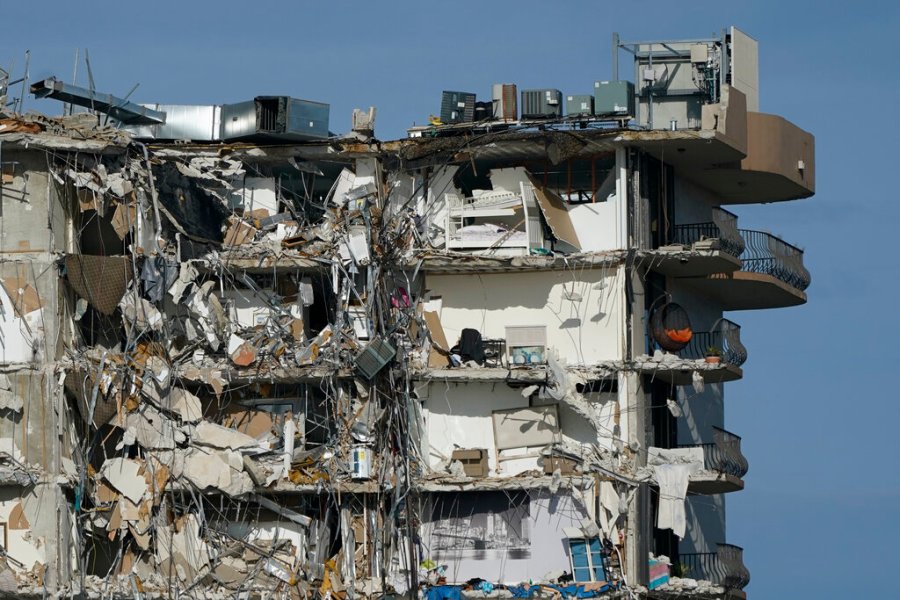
671;563;690;578
705;345;722;357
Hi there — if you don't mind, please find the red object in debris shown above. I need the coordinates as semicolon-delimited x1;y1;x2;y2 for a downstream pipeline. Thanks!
230;343;257;367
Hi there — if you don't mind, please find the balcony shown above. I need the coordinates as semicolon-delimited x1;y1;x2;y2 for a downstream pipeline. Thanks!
682;427;749;494
678;319;747;367
680;227;809;310
651;208;743;278
679;544;750;592
643;319;746;385
672;208;745;259
707;111;816;204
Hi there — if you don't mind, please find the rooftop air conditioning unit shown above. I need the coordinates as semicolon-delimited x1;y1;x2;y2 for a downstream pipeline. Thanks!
492;83;518;121
521;89;562;119
440;91;476;124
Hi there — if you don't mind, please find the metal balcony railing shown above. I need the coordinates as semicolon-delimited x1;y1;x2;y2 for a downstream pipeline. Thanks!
679;544;750;590
738;229;811;291
670;208;811;292
678;426;749;479
671;208;745;258
677;318;747;367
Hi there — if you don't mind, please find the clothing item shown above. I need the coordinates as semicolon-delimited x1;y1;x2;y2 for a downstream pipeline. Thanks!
654;462;700;539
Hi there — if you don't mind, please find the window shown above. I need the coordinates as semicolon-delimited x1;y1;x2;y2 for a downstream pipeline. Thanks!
568;537;607;583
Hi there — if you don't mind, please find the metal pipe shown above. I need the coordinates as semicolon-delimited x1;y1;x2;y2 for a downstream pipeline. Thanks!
135;142;163;241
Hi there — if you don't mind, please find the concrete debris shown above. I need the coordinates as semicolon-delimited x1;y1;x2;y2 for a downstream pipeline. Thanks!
168;387;203;422
193;421;262;451
101;457;148;504
181;447;254;496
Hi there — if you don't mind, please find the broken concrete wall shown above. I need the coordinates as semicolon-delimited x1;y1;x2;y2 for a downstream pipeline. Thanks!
0;149;58;255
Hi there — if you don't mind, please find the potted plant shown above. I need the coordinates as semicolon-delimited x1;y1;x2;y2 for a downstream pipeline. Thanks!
704;346;722;364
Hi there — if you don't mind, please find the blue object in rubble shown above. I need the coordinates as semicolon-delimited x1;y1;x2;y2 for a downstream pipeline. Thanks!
477;581;494;594
424;585;462;600
507;585;542;598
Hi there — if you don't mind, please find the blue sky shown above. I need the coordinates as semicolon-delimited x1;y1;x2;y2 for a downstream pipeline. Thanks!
4;1;897;597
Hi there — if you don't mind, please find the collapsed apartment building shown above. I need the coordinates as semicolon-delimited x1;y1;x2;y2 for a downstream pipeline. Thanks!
0;26;812;600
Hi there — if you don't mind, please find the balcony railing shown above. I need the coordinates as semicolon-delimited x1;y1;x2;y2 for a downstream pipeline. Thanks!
671;209;811;292
679;544;750;590
671;208;745;258
677;318;747;367
678;426;749;479
739;229;811;291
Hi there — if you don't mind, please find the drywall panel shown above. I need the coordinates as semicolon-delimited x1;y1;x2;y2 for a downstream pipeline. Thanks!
426;269;622;365
492;404;559;451
528;176;581;250
421;490;592;584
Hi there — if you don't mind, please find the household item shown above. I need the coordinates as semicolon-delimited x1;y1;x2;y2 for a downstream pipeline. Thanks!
350;446;372;479
451;449;488;477
650;303;693;352
505;325;547;365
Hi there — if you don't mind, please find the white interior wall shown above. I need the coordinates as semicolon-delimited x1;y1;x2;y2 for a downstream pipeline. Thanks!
423;382;617;476
421;490;592;585
426;268;622;366
569;202;620;252
0;484;57;576
568;159;624;252
221;288;278;329
229;177;279;215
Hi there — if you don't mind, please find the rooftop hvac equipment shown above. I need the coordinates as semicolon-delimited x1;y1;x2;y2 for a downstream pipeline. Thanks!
220;96;330;141
354;336;396;380
566;95;594;117
594;81;635;116
440;91;476;124
352;106;376;135
474;101;492;122
126;104;221;141
30;77;166;125
492;83;517;120
521;89;562;119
